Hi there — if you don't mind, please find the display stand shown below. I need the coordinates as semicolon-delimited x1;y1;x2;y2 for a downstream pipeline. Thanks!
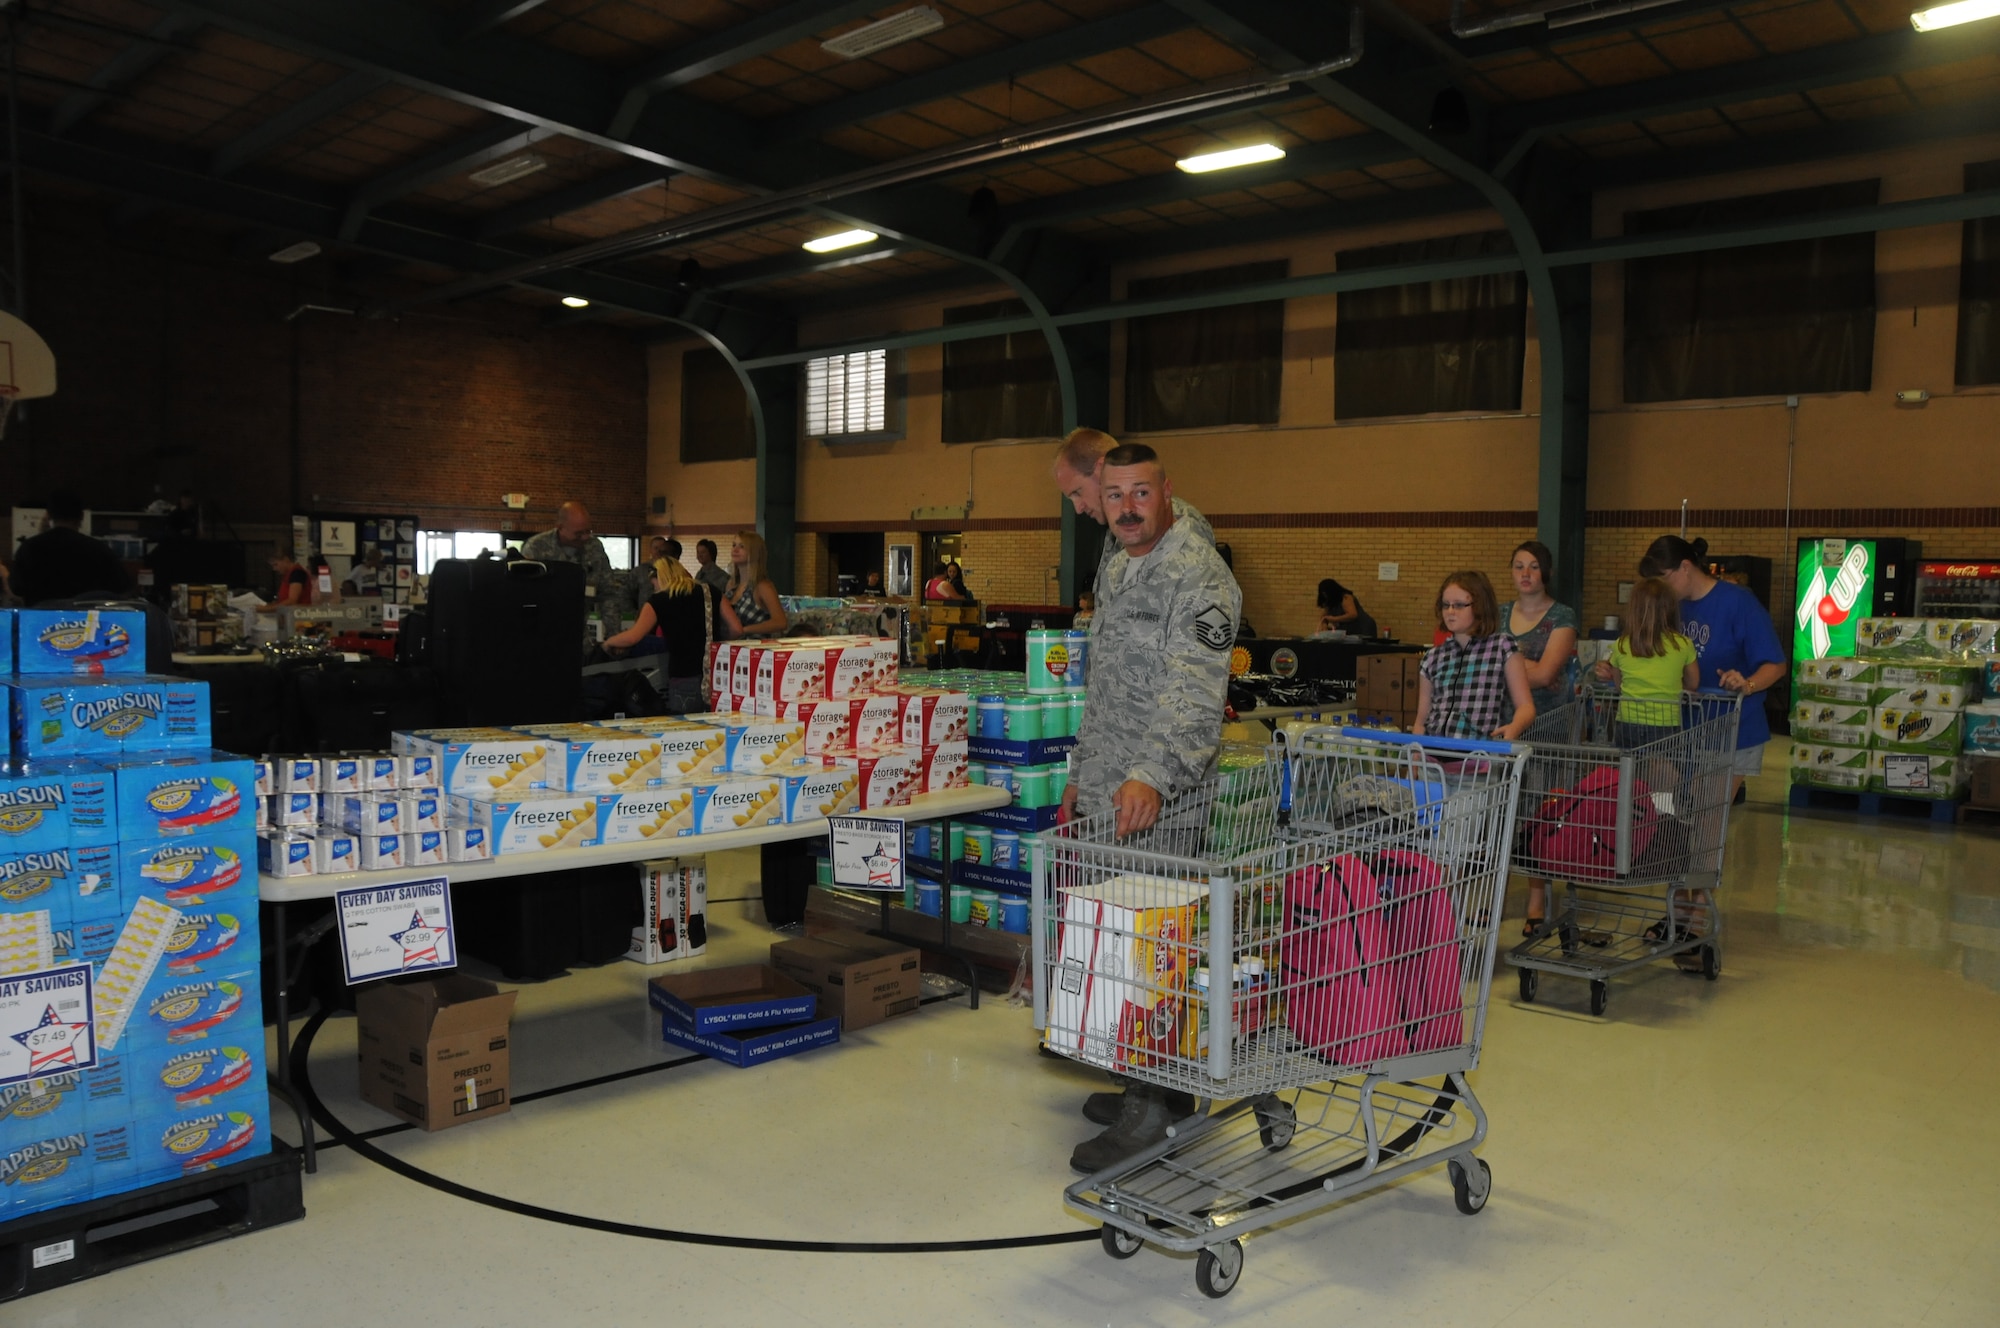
260;784;1011;1174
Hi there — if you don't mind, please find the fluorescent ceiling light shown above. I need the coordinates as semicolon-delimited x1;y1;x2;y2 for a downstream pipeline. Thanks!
561;296;590;308
268;240;321;264
802;228;878;253
1176;143;1287;174
1911;0;2000;27
822;6;944;58
468;153;547;187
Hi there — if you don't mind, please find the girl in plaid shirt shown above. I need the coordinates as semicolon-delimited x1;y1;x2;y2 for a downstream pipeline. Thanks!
1414;570;1535;742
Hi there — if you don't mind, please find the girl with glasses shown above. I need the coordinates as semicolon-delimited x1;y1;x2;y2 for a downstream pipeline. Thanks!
1413;569;1535;744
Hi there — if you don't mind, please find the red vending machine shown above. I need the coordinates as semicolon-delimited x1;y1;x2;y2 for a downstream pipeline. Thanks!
1914;560;2000;618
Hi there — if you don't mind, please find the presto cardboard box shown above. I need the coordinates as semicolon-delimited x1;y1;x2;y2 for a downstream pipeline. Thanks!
768;930;922;1031
356;975;516;1131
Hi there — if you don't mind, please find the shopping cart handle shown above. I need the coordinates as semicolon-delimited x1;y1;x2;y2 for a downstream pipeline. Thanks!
1337;727;1522;756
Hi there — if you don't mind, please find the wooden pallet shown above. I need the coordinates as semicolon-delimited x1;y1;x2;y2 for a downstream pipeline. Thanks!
1787;783;1961;824
1956;803;2000;827
0;1143;303;1302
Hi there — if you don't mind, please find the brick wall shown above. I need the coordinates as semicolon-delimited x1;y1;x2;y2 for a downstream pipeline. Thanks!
4;197;647;547
959;528;1062;605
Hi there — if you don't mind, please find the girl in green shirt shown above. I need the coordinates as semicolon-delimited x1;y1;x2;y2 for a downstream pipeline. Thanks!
1606;578;1699;743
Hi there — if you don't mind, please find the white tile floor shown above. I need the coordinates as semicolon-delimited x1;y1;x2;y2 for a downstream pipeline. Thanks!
18;748;2000;1327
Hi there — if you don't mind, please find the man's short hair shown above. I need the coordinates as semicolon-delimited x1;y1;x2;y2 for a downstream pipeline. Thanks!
1055;427;1116;475
696;538;717;558
45;490;84;524
664;538;683;560
1100;442;1160;471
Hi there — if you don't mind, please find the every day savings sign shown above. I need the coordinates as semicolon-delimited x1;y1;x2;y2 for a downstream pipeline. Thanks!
335;878;456;984
0;963;96;1089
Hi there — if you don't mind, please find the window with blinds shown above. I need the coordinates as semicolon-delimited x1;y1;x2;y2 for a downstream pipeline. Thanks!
804;348;899;440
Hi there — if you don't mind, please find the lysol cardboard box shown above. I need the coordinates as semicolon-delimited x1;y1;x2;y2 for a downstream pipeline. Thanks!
768;930;921;1031
356;975;516;1131
15;609;146;676
657;1009;840;1068
648;963;815;1033
627;857;706;964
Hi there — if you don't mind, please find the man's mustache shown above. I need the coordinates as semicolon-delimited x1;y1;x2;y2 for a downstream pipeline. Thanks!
1115;514;1144;526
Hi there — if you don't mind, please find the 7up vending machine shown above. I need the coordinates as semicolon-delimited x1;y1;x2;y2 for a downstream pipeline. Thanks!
1794;536;1923;666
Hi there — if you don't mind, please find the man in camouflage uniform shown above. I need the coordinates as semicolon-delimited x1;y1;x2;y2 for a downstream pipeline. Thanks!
1052;427;1215;607
520;501;639;655
1059;443;1240;1176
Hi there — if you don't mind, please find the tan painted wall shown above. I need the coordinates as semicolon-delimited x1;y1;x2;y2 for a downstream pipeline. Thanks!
650;132;2000;637
645;341;758;532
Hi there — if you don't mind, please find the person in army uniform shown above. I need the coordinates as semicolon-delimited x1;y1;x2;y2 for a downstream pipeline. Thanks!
1059;442;1241;1176
520;501;639;654
1052;427;1215;607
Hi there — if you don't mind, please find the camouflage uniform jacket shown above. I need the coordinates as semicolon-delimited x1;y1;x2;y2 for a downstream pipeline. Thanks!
1072;514;1241;816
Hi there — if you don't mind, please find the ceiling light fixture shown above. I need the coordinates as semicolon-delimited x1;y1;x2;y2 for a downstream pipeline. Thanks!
560;296;590;308
822;6;944;58
802;228;878;253
267;240;321;264
1175;143;1287;174
1911;0;2000;27
468;153;547;187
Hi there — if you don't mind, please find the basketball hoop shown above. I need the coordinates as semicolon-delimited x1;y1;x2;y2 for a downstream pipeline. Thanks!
0;385;20;440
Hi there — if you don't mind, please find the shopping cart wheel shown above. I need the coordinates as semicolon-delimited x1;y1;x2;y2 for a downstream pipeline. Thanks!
1195;1239;1244;1298
1254;1096;1296;1151
1589;979;1608;1017
1517;967;1538;1003
1100;1223;1143;1260
1701;945;1720;981
1449;1157;1492;1215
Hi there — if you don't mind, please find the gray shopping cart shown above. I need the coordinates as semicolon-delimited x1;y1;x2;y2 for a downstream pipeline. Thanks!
1507;687;1744;1016
1032;728;1526;1298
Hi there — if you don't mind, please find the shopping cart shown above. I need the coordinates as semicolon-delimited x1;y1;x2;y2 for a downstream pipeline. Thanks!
1031;728;1526;1298
1507;688;1744;1016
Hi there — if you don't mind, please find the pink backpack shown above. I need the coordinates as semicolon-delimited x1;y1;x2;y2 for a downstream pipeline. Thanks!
1375;849;1464;1054
1280;855;1403;1067
1524;766;1657;882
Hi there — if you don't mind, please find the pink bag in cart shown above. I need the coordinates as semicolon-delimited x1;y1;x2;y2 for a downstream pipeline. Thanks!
1526;766;1658;882
1280;855;1404;1067
1374;849;1464;1054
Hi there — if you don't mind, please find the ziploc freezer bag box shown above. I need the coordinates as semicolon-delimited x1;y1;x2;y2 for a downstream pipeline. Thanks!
15;609;145;676
782;761;860;823
599;787;705;846
715;717;808;774
120;833;255;912
8;676;209;758
426;734;554;798
458;791;600;855
670;777;784;837
110;752;256;840
546;729;667;793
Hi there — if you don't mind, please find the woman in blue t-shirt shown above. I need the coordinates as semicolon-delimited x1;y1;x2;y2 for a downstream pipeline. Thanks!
1637;535;1786;798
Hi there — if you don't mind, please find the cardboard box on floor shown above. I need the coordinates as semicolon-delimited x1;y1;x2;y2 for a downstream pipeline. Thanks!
768;930;923;1031
356;974;517;1131
1971;757;2000;810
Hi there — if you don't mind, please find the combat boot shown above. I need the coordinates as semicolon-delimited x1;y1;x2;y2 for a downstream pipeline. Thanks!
1069;1086;1193;1174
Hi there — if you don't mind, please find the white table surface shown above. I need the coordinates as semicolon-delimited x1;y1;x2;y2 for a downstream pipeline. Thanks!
257;783;1014;903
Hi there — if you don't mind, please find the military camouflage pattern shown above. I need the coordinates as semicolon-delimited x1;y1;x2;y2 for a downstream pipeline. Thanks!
1072;512;1241;817
1093;496;1213;607
694;561;731;601
519;528;642;651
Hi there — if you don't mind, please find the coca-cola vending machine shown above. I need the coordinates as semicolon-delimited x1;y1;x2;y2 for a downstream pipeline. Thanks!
1914;560;2000;618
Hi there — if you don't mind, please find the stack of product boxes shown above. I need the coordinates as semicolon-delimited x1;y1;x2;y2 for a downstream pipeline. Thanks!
1790;617;2000;802
254;635;975;878
0;608;268;1221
